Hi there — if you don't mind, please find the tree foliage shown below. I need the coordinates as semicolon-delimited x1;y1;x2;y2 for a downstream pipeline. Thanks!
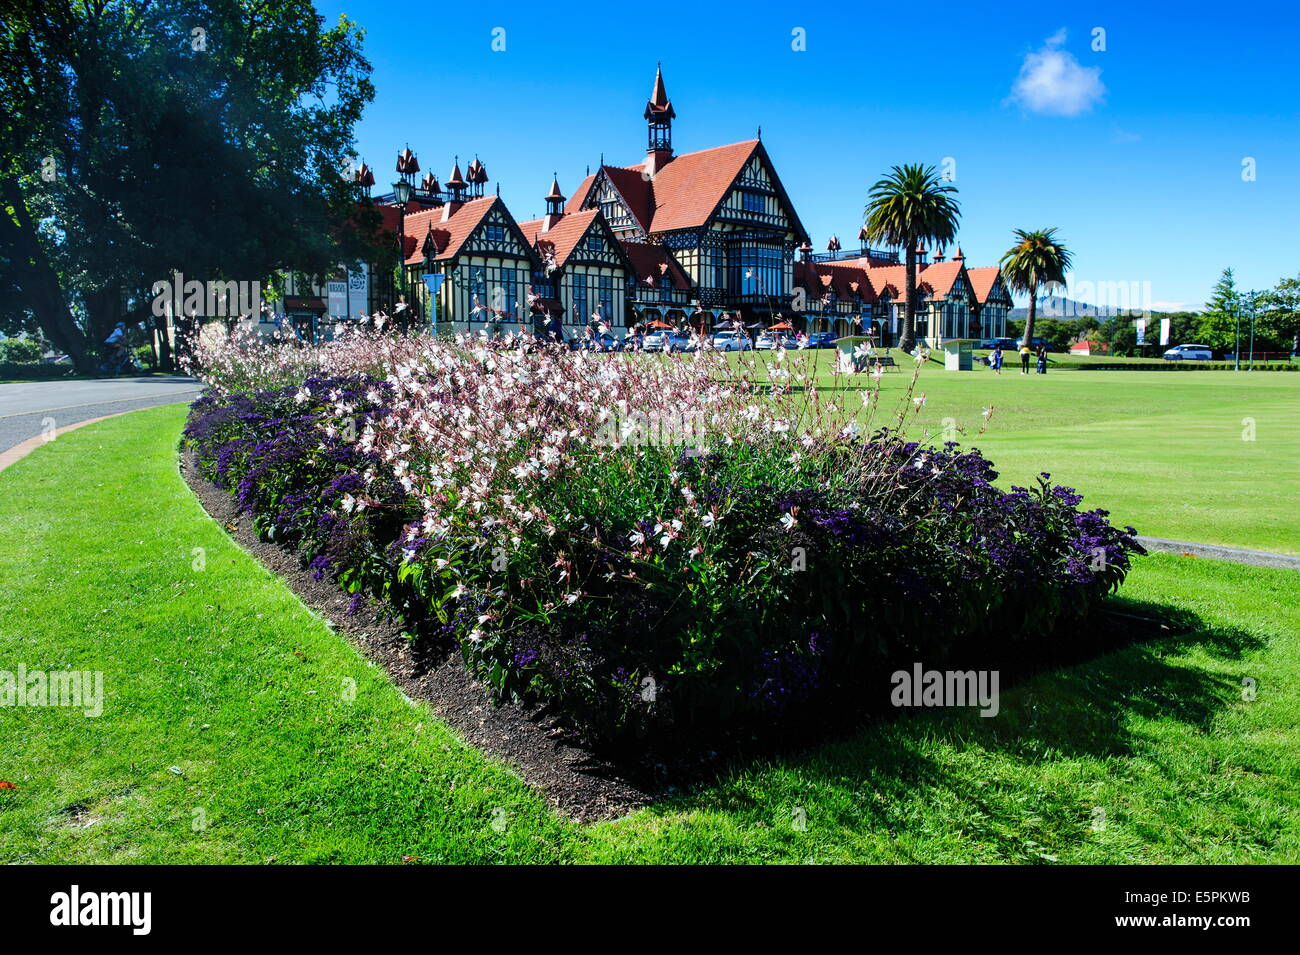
0;0;379;371
863;164;960;352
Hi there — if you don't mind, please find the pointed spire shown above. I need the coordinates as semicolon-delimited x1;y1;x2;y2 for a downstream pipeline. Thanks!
647;62;672;114
446;157;467;190
827;235;841;252
396;147;419;175
952;245;965;261
546;174;564;202
354;162;375;190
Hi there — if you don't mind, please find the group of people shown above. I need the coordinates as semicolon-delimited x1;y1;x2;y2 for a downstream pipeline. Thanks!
989;342;1049;376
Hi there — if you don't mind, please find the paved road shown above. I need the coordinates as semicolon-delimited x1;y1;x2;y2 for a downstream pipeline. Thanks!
0;377;201;454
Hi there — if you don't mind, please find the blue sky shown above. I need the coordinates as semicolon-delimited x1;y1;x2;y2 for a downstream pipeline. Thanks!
317;0;1298;310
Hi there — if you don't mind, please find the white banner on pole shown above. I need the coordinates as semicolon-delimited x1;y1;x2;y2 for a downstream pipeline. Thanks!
328;281;347;320
347;264;369;318
1135;318;1147;345
1159;317;1171;346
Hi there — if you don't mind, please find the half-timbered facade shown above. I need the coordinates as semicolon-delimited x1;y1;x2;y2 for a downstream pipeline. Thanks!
349;66;1012;342
518;179;636;336
564;66;810;325
967;266;1013;339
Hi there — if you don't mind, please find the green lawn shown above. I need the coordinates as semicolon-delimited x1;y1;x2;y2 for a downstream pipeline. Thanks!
0;404;1296;863
742;353;1299;553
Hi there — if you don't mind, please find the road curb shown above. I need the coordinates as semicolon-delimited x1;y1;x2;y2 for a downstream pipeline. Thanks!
0;411;133;472
1137;536;1300;570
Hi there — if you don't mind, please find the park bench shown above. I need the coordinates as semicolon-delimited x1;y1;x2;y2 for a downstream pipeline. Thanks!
869;356;898;371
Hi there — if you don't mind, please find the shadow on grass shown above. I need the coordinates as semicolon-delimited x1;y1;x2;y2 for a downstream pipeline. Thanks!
648;595;1265;836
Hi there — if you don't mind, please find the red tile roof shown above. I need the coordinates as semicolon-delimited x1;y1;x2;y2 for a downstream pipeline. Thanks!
966;266;1003;304
918;259;963;299
619;240;691;289
516;209;601;269
385;196;500;264
567;139;774;235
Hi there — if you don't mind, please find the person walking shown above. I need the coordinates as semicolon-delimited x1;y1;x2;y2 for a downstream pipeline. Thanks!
1036;343;1048;374
1019;343;1032;374
990;343;1004;375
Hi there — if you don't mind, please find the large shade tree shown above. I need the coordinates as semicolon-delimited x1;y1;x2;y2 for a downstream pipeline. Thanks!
863;164;961;353
0;0;380;372
999;228;1073;350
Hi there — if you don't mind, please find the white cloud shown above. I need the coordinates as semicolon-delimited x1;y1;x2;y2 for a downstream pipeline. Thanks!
1007;30;1105;117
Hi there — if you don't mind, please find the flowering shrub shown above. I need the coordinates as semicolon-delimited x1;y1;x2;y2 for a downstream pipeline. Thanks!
183;325;1143;745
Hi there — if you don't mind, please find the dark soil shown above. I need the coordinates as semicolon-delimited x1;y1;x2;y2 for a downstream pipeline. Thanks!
179;450;1178;822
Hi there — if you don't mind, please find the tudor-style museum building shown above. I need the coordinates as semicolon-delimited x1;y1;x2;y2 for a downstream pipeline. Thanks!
285;67;1011;344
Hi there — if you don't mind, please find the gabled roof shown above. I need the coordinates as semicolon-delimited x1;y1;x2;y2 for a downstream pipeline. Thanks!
567;139;807;239
967;266;1004;304
566;165;654;233
800;262;879;303
637;139;760;233
918;259;964;300
384;196;501;264
619;240;692;290
516;209;601;269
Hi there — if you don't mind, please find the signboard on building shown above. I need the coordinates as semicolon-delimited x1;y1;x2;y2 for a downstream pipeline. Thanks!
327;280;347;320
347;264;369;318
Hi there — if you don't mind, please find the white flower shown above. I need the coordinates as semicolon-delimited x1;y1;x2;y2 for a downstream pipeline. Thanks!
780;512;796;533
629;530;646;546
701;512;716;528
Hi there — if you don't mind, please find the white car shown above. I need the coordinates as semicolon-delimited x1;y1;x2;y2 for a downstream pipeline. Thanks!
1163;344;1213;361
710;330;752;352
642;331;670;352
755;332;796;350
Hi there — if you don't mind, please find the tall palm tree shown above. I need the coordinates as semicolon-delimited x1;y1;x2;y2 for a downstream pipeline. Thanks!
999;229;1073;349
863;164;961;353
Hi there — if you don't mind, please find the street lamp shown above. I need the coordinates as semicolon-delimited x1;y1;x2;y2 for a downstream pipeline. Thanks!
391;180;413;309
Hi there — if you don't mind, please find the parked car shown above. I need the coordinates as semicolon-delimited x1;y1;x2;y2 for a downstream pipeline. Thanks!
575;332;620;352
755;332;796;350
974;338;1014;350
1163;343;1214;361
665;332;697;353
805;332;837;349
710;330;752;351
642;331;671;352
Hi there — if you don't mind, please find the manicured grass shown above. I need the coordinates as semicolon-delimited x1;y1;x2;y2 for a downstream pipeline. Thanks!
741;352;1299;553
0;404;1296;863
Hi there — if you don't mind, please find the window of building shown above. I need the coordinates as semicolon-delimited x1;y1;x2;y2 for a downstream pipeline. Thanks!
728;245;784;297
470;266;486;309
586;235;603;253
741;190;764;214
499;267;517;320
598;274;613;320
573;274;588;323
485;223;506;244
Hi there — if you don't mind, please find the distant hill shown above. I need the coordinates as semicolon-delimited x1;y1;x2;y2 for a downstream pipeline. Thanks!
1009;296;1129;321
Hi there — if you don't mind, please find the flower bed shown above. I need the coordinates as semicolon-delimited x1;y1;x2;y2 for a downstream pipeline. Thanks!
183;328;1143;746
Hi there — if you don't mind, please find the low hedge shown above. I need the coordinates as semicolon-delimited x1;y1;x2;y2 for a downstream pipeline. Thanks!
183;343;1145;748
1066;361;1297;372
